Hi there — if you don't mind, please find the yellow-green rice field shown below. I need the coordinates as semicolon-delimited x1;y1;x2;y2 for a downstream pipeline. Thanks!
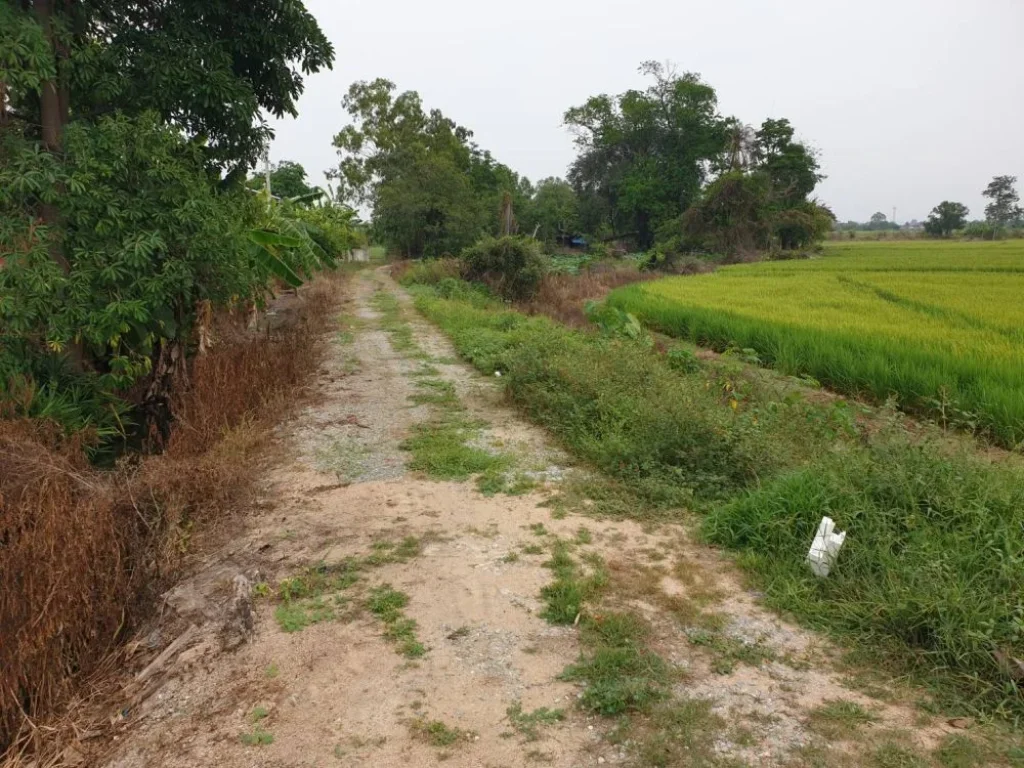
608;240;1024;446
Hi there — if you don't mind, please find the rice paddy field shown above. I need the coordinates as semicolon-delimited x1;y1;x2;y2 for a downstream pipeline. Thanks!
607;240;1024;447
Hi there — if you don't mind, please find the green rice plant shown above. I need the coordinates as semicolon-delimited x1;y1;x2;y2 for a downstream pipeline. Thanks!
607;239;1024;446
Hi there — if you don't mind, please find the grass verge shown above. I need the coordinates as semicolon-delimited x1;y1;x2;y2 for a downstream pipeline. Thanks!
374;284;519;492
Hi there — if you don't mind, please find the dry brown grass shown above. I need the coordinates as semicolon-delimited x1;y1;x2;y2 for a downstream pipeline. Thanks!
0;421;133;757
520;263;660;327
0;274;343;761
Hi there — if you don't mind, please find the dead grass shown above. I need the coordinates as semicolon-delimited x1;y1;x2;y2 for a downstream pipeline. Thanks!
0;421;132;757
0;274;344;762
520;263;659;327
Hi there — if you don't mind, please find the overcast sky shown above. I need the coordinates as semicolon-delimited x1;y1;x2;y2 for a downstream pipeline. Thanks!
268;0;1023;223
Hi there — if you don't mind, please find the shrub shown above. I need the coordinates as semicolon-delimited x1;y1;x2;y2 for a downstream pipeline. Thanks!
520;265;655;327
461;235;547;300
666;346;702;374
961;222;1003;241
1;113;349;451
0;114;258;400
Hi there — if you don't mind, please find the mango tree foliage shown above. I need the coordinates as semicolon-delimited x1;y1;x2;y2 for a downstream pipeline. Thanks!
0;0;338;444
2;0;333;173
247;160;318;201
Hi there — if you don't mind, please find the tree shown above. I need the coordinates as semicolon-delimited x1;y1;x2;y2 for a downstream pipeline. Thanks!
564;62;729;248
982;176;1022;227
870;212;888;225
655;110;825;257
1;1;335;433
1;0;333;316
752;119;822;205
333;79;527;257
679;172;774;254
676;171;833;255
2;1;333;174
248;161;318;201
720;119;757;173
923;201;969;237
525;178;579;244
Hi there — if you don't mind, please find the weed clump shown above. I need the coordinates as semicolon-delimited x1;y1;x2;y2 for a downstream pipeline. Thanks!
506;702;565;741
409;718;475;747
704;432;1024;713
401;417;509;480
367;585;426;658
561;612;671;715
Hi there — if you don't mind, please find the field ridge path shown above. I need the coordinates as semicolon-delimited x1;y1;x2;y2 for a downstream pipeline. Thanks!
102;267;951;768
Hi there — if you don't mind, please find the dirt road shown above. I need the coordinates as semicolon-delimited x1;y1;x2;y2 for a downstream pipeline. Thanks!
103;268;950;768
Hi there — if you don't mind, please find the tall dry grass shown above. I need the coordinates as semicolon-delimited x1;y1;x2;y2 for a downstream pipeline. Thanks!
0;275;341;760
520;263;659;327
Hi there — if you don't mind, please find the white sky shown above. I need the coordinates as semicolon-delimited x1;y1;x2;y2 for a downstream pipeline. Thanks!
269;0;1024;223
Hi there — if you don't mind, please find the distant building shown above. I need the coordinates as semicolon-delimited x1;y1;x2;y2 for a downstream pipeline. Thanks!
902;219;924;231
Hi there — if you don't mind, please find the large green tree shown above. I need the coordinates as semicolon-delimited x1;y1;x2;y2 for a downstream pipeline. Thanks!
1;0;333;173
751;118;822;205
660;114;826;256
982;175;1022;227
0;0;334;432
247;160;318;200
923;201;969;237
524;177;579;244
564;62;729;248
333;79;528;257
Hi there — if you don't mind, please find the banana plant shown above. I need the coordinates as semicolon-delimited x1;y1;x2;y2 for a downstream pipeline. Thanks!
247;229;305;287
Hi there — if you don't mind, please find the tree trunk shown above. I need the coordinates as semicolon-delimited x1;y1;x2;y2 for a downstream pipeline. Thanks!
35;0;80;372
34;0;70;271
35;0;62;153
142;338;188;452
635;212;653;250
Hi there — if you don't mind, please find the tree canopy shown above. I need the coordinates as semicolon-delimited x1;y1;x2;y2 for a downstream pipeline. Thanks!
563;63;825;255
332;79;531;257
564;62;728;248
526;178;579;244
3;0;333;174
1;0;339;442
983;176;1022;227
924;201;969;237
248;160;319;201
